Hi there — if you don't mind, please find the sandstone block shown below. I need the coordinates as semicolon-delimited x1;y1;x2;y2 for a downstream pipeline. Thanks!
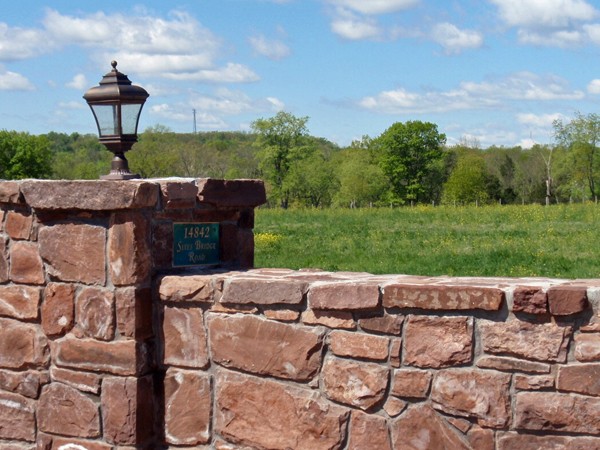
159;275;220;302
158;179;198;209
383;283;504;310
196;178;266;207
0;369;48;398
0;236;7;282
0;318;48;369
308;282;380;311
164;368;211;445
215;370;349;450
512;286;547;314
38;383;100;437
50;367;101;394
358;314;404;335
558;363;600;396
575;333;600;362
102;376;154;445
0;181;21;203
116;287;153;339
74;287;115;341
208;314;324;381
301;309;356;329
404;315;473;368
467;426;495;450
384;397;408;417
322;356;389;410
497;433;600;450
514;374;555;391
43;436;112;450
476;355;551;373
479;319;571;363
329;330;389;361
263;308;301;322
431;368;511;428
9;241;44;284
39;223;106;285
390;338;402;367
548;286;589;315
5;211;32;240
515;392;600;434
0;285;42;320
0;391;35;442
41;283;75;337
391;405;472;450
163;306;209;369
391;369;432;398
221;278;307;305
348;412;392;450
108;211;152;285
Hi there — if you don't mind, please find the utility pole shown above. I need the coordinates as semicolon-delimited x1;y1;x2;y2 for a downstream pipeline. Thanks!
193;109;197;134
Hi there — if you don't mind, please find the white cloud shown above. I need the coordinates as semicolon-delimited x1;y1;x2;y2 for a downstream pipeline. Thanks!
151;103;226;129
518;29;584;47
249;34;291;60
430;23;484;54
159;62;259;83
488;0;598;28
0;69;34;91
330;10;381;40
57;101;85;110
327;0;419;15
588;79;600;94
66;74;88;90
0;23;52;61
517;112;566;127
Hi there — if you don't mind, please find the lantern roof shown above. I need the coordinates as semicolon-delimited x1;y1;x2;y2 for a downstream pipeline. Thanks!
83;61;149;104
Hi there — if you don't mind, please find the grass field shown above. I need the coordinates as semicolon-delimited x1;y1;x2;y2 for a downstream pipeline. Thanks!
254;204;600;279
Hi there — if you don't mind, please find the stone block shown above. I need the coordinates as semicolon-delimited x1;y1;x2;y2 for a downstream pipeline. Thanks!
42;436;112;450
479;319;572;363
38;383;100;437
0;285;42;320
575;333;600;362
476;355;551;373
431;368;511;428
403;315;473;368
348;411;392;450
0;369;47;398
383;283;504;310
391;369;432;399
9;241;44;284
159;275;220;302
158;178;198;209
322;356;389;411
301;309;356;329
0;391;35;442
358;314;404;335
0;236;7;282
5;211;33;240
0;318;48;369
308;282;380;311
548;285;589;315
39;223;106;285
512;286;547;314
558;363;600;396
50;367;101;394
0;181;21;203
116;287;153;339
263;308;301;322
75;287;115;341
208;314;324;381
498;432;600;450
163;306;209;369
514;374;555;391
220;277;307;306
164;368;211;445
108;211;152;286
41;283;75;337
196;178;266;207
328;330;389;361
215;370;349;450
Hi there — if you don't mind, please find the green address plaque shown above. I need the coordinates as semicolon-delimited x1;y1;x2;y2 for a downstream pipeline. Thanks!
172;222;220;267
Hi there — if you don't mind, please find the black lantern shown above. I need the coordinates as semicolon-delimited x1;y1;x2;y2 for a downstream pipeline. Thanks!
83;61;149;180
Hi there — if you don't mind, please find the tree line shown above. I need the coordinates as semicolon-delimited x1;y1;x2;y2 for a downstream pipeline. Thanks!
1;111;600;208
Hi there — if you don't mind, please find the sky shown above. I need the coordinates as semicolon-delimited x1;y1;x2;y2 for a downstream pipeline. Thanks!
2;0;600;148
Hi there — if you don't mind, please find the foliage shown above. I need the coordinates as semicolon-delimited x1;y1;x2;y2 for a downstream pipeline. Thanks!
0;130;52;179
442;150;489;205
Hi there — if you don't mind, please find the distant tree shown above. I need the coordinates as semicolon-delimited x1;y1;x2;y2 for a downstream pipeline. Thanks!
251;111;310;208
285;153;338;207
442;150;489;205
374;121;446;204
0;131;52;179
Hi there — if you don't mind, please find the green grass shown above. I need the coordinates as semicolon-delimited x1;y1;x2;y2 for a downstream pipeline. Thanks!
254;204;600;278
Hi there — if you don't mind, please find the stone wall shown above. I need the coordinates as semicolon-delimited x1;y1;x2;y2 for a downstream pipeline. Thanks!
1;178;600;449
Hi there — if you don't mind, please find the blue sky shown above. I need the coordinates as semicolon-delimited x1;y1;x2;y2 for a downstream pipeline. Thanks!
2;0;600;148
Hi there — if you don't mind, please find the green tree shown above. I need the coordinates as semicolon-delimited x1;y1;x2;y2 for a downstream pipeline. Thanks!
333;147;388;207
374;121;446;204
251;111;310;208
285;153;338;207
0;131;52;179
442;150;489;205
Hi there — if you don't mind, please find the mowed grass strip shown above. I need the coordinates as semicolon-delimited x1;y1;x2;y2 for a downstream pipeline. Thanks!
254;204;600;278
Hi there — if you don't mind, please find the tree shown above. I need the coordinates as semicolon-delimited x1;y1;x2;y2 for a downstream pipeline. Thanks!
285;153;338;207
442;150;489;205
374;121;446;204
0;131;52;179
333;147;388;207
251;111;310;208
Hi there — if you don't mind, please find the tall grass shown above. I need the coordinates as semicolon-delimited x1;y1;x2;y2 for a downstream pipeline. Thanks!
254;204;600;278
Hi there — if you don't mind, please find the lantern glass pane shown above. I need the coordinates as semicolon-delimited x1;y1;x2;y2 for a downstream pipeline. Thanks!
91;104;118;136
122;104;143;135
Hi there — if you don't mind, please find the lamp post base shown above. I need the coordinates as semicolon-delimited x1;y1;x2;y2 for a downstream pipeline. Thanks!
100;152;140;180
101;172;140;180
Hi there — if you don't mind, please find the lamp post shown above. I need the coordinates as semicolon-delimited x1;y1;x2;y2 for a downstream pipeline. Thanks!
83;61;149;180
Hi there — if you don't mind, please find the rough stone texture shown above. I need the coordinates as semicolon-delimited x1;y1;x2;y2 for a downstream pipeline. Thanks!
514;374;555;390
391;369;432;398
38;223;106;285
220;278;307;305
391;405;472;450
322;356;389;411
163;306;209;369
512;286;548;314
348;411;392;450
383;283;504;310
431;368;511;428
476;355;551;373
108;211;152;285
0;391;35;442
41;283;75;337
308;282;380;310
158;178;198;209
557;364;600;396
263;308;301;322
116;287;153;339
358;314;404;335
515;392;600;434
164;368;211;445
38;383;100;437
5;211;33;240
0;369;47;398
329;330;389;361
467;426;495;450
0;236;7;283
0;285;42;320
0;181;21;203
196;178;266;207
575;333;600;362
215;370;349;450
0;318;49;369
548;286;589;315
102;376;154;445
9;241;44;285
302;308;356;329
479;319;572;362
404;315;473;368
50;367;101;394
159;275;219;302
42;436;113;450
208;314;324;381
498;433;600;450
384;397;408;417
74;287;115;341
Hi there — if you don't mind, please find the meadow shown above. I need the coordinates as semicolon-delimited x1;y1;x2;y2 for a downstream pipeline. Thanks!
254;204;600;279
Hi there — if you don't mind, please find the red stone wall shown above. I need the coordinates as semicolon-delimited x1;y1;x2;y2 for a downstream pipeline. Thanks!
2;178;600;449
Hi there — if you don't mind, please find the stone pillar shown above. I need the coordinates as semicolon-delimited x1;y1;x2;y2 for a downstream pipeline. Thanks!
0;178;265;449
